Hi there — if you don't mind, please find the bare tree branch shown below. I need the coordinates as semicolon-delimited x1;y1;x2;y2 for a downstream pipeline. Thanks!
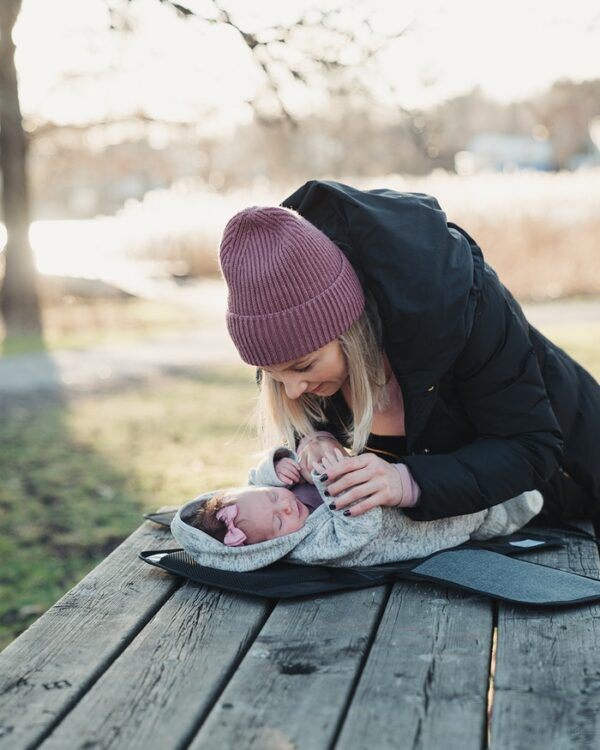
115;0;408;125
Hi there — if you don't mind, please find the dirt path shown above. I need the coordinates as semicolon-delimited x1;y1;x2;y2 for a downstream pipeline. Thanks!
0;326;239;401
522;297;600;326
0;280;237;404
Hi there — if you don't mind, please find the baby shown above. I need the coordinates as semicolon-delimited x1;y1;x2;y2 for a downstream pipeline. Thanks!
189;486;314;546
173;432;545;572
188;432;342;545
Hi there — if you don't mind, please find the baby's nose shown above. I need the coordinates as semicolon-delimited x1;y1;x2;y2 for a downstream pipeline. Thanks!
280;496;295;514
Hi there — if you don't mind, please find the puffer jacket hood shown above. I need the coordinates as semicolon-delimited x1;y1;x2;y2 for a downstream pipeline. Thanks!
282;180;484;388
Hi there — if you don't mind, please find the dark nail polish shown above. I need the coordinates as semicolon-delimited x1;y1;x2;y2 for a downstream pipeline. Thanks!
324;489;330;497
329;502;336;510
319;473;328;481
343;510;351;516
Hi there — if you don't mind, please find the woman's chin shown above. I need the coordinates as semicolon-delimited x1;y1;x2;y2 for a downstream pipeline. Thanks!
314;383;337;397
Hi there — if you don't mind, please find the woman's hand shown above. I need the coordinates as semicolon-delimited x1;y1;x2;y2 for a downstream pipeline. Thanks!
297;435;346;484
274;456;302;485
317;449;406;516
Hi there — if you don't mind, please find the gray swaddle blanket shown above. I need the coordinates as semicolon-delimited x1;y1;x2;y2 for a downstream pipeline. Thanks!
171;447;543;572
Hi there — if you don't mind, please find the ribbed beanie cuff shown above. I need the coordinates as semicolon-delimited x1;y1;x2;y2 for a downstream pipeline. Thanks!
219;206;365;366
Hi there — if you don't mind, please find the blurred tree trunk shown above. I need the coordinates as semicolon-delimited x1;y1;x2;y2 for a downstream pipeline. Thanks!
0;0;41;336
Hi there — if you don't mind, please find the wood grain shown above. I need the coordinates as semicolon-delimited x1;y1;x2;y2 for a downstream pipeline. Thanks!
491;524;600;750
4;512;599;750
38;582;269;750
0;520;178;749
335;582;493;749
188;587;387;750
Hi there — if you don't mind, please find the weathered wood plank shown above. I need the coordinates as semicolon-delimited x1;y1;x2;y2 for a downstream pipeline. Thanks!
188;587;388;750
0;520;178;749
335;583;493;749
38;582;270;750
491;524;600;750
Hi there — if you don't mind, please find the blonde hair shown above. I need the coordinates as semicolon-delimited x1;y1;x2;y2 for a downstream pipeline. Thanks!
257;311;388;454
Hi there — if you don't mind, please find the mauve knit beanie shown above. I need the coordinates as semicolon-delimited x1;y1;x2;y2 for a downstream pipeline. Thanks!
219;206;365;366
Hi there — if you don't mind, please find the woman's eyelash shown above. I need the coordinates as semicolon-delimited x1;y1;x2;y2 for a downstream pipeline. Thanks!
294;363;313;372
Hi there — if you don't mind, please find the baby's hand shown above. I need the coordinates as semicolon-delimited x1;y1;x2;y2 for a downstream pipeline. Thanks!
298;435;346;484
275;456;301;486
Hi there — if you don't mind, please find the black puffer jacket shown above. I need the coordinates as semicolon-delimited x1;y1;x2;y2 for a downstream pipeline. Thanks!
282;180;600;523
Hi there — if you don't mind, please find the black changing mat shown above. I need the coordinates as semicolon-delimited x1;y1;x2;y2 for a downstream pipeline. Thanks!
144;510;178;527
402;547;600;606
137;529;600;605
140;548;400;598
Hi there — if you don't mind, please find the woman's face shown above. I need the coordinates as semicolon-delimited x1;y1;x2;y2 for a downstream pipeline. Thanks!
263;340;349;400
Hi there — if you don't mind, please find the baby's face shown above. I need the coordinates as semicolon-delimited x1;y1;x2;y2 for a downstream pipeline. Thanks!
233;486;310;544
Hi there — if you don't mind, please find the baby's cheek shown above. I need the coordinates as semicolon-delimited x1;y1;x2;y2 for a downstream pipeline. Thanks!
282;520;299;536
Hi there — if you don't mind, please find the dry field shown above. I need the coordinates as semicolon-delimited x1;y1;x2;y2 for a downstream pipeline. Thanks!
118;169;600;302
374;170;600;301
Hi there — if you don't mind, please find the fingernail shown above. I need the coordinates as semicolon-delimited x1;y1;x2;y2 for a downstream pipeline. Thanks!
343;510;351;516
329;502;336;510
324;489;330;497
319;473;328;481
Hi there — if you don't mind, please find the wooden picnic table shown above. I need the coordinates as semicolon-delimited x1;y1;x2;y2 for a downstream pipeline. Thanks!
1;515;600;750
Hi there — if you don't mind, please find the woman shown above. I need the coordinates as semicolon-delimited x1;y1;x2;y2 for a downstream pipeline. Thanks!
218;180;600;523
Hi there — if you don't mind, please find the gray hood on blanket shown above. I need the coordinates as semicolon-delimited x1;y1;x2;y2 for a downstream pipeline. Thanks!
170;472;543;572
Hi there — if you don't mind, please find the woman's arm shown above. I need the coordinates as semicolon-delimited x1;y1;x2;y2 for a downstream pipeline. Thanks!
286;182;563;520
401;266;563;520
323;268;563;520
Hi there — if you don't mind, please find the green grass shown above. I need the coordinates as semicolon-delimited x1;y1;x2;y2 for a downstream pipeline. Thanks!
0;366;259;650
539;322;600;381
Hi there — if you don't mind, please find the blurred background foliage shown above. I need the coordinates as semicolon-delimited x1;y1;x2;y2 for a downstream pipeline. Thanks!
1;0;600;330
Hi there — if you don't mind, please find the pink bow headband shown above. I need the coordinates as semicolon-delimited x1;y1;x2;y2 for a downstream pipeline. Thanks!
216;504;247;547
